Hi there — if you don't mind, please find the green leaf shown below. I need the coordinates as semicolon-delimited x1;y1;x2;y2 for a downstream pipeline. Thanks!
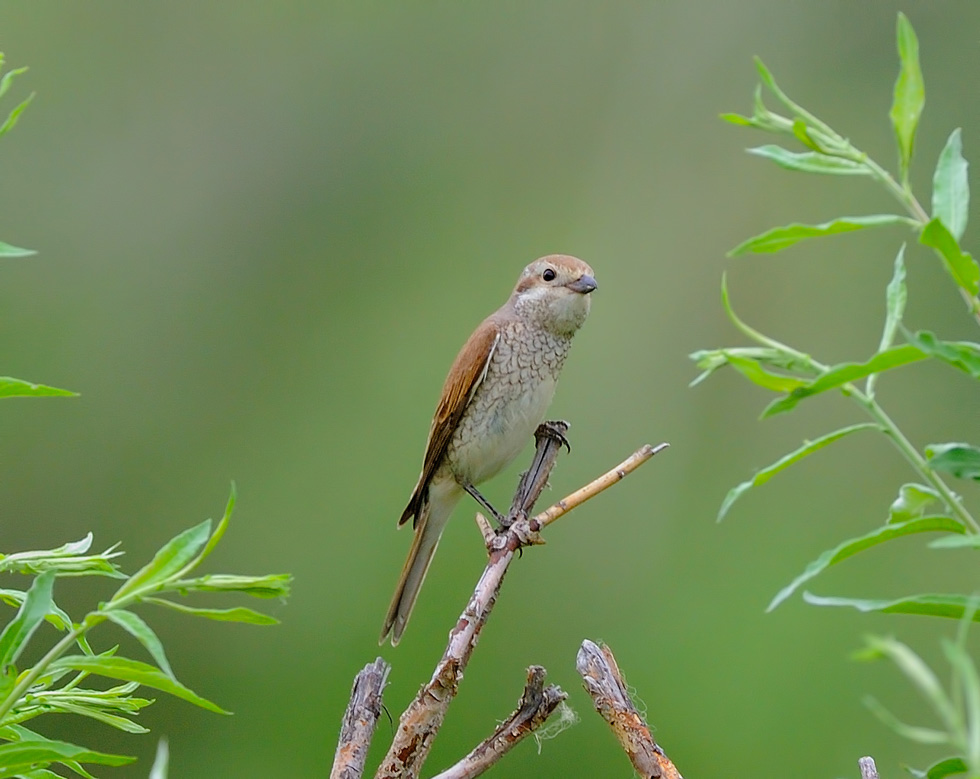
880;245;908;352
0;64;28;101
791;118;824;153
805;592;980;621
890;12;925;183
689;346;817;387
196;484;236;566
0;571;55;670
0;378;76;399
44;700;148;734
174;573;292;599
746;144;869;175
722;353;806;393
146;598;279;625
890;483;943;523
931;535;980;550
908;331;980;380
0;241;35;258
112;520;211;600
0;588;72;632
920;218;980;297
0;93;33;139
942;638;980;765
103;610;173;679
917;757;969;778
863;695;950;745
149;738;169;779
0;739;133;776
48;655;227;714
769;517;964;611
933;129;970;241
719;423;878;521
859;635;959;731
926;443;980;482
729;214;911;256
763;344;927;417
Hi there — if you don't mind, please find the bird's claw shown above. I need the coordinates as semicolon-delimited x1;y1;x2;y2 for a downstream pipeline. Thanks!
537;420;571;453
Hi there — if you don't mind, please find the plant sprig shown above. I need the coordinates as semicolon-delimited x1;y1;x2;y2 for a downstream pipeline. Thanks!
0;487;291;776
698;12;980;774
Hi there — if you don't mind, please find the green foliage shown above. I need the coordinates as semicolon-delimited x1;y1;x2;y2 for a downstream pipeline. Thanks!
0;488;291;775
699;12;980;774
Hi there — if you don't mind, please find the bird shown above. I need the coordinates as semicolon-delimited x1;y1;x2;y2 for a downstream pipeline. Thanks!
380;254;597;645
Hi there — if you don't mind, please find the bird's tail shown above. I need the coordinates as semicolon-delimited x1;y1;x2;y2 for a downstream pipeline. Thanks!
380;484;461;645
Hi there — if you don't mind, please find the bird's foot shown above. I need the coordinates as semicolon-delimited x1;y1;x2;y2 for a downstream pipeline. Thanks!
537;420;571;453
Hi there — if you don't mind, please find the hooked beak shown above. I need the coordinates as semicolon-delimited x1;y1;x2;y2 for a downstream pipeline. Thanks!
566;274;598;294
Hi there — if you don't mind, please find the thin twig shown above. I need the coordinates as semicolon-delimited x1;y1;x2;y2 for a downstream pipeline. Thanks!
577;640;683;779
330;658;391;779
532;443;669;531
858;756;879;779
430;667;567;779
375;428;667;779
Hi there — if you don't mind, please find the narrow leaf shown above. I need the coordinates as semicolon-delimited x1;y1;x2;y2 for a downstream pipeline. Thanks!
890;12;925;182
747;145;869;175
0;93;34;139
103;610;173;679
173;573;292;599
805;592;980;621
931;535;980;549
112;520;211;600
942;638;980;766
860;635;959;730
920;218;980;297
769;517;964;610
0;378;76;399
890;483;942;523
45;700;149;734
729;214;911;256
48;655;227;714
880;245;908;352
864;696;950;745
146;598;279;625
908;331;980;380
149;739;169;779
719;423;878;521
723;353;806;392
763;344;927;417
196;484;236;566
0;571;55;669
926;443;980;482
933;129;970;241
0;740;134;774
0;241;35;258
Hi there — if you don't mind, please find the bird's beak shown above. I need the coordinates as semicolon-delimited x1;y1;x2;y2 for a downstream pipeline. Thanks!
566;274;598;294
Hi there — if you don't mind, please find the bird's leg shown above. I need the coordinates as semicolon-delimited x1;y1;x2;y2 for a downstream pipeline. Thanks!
463;483;505;525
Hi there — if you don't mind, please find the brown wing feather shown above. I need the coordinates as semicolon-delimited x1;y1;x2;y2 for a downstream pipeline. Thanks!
398;319;500;527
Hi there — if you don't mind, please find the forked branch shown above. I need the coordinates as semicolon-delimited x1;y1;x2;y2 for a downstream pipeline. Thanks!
371;425;667;779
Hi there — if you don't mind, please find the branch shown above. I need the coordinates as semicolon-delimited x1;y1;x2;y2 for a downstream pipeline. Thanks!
375;426;667;779
330;658;391;779
577;639;683;779
431;666;567;779
858;756;879;779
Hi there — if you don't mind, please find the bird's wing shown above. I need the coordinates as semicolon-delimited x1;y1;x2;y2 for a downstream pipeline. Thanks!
399;319;500;527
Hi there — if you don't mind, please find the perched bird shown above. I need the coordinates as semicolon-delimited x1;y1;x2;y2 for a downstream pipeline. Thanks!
380;255;597;645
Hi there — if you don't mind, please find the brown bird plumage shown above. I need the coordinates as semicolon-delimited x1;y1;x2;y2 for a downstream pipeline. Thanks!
380;255;597;645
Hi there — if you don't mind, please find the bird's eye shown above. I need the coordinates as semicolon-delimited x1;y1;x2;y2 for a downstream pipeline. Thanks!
542;268;557;282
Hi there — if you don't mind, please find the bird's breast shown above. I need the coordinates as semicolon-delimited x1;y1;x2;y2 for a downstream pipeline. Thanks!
447;324;571;486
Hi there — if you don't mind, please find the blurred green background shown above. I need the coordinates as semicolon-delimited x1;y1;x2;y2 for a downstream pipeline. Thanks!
2;2;980;776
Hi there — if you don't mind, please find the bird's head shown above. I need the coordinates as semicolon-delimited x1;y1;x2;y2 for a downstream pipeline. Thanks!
512;255;597;336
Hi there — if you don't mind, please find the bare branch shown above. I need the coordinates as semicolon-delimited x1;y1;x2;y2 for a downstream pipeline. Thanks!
533;442;669;531
431;666;567;779
375;428;666;779
858;756;879;779
577;639;683;779
331;658;391;779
